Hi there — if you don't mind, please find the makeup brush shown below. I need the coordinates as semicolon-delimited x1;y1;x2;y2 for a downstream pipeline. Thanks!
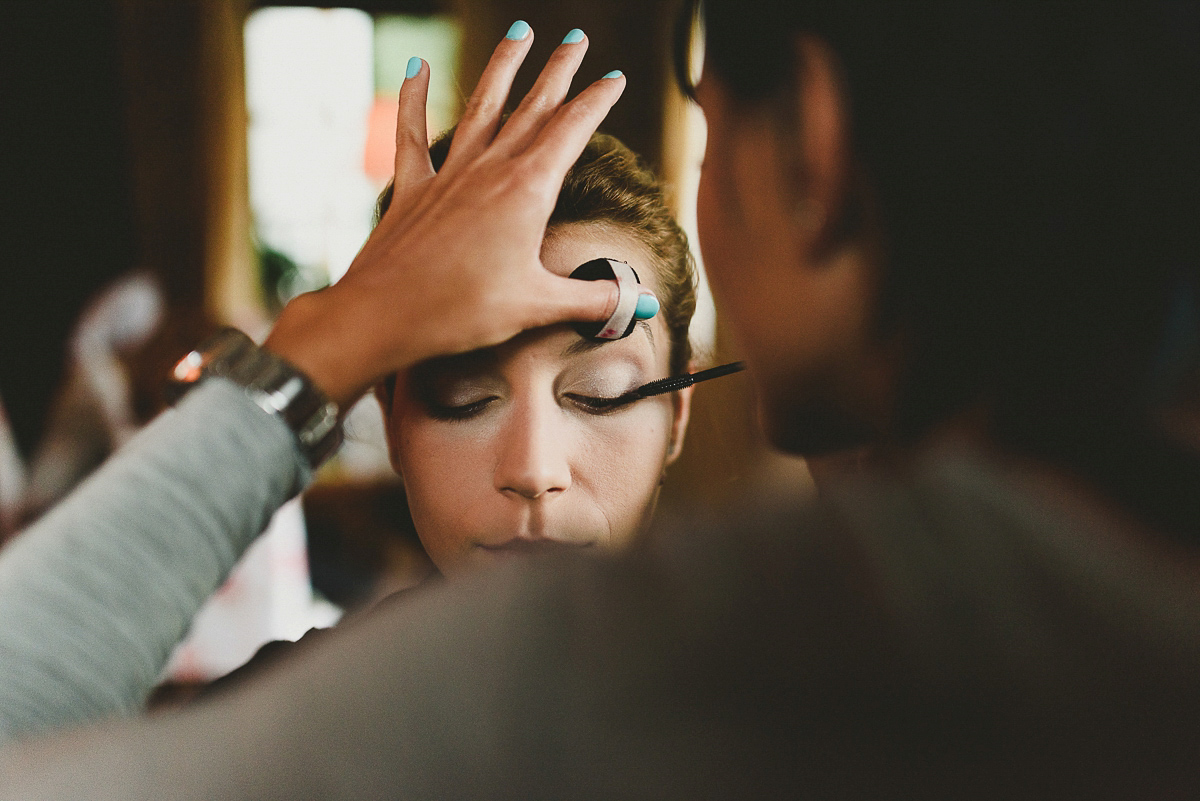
595;361;746;410
628;361;746;399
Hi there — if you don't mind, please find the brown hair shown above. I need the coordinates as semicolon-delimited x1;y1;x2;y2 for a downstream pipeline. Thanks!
376;130;697;375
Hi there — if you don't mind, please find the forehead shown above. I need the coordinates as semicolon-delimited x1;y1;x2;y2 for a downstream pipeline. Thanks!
541;222;663;296
399;222;671;390
410;225;669;381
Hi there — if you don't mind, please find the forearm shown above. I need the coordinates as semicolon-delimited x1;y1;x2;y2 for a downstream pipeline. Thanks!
0;379;309;744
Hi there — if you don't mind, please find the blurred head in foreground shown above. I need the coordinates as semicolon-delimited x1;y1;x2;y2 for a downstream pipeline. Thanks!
377;132;697;576
680;0;1200;529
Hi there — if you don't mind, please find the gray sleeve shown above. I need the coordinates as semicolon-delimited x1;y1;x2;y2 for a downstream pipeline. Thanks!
0;562;580;801
0;378;310;744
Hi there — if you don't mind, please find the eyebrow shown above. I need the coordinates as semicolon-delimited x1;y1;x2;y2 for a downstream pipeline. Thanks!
562;320;655;358
411;349;499;384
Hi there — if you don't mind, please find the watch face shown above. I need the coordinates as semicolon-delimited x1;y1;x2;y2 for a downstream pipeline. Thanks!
168;329;249;402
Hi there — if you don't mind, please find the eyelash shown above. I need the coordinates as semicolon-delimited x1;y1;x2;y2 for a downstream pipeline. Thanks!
425;397;497;421
426;394;631;421
564;394;632;415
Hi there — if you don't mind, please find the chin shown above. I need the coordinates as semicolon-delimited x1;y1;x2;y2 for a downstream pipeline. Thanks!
759;393;877;457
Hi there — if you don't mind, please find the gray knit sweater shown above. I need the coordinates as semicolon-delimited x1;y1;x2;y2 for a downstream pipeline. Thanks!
0;379;308;744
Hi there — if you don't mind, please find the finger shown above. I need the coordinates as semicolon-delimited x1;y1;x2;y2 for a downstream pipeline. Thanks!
393;56;435;189
440;21;534;178
523;71;626;193
526;271;622;330
491;29;589;155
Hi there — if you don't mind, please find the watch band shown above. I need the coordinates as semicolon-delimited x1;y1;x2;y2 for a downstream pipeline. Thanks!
169;328;342;468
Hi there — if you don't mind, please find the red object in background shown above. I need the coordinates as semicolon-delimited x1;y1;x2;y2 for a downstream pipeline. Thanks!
364;95;401;187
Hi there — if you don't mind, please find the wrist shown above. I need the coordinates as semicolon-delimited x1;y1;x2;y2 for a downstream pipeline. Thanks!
263;288;396;409
171;328;342;468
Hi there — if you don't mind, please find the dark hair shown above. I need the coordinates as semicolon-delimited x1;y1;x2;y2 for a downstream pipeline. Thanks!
676;1;1200;533
378;130;696;376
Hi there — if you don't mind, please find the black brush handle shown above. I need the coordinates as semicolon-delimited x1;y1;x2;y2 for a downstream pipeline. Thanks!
633;361;746;399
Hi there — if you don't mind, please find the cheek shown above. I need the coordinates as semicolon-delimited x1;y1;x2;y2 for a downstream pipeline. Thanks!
696;146;767;368
392;414;496;566
699;162;746;300
696;136;725;275
571;400;675;545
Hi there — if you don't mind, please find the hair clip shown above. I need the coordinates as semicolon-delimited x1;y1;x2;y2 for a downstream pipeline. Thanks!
569;258;643;341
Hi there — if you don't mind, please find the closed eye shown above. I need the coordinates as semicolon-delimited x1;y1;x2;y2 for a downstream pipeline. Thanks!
425;396;498;421
565;393;640;414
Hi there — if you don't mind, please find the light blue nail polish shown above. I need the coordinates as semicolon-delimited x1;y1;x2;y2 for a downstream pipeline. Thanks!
562;28;585;44
506;20;531;40
405;57;422;80
634;293;659;320
602;70;624;80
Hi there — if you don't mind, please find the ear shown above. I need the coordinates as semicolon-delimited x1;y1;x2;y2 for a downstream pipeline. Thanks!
665;374;695;466
374;379;405;477
698;33;852;268
789;34;851;253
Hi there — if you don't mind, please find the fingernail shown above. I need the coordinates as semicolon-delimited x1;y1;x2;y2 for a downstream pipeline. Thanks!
506;20;531;40
602;70;624;80
562;28;585;45
405;56;422;80
634;292;659;320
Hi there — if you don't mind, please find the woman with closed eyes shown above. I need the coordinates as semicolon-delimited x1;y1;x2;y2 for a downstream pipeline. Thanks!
201;130;699;686
174;128;697;691
376;130;698;576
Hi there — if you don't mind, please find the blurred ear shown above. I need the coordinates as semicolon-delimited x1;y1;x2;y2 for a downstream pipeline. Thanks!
697;32;853;271
789;34;851;254
373;380;404;477
665;375;695;466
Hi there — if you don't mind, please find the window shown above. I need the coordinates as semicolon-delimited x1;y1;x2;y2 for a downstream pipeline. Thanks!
245;7;460;302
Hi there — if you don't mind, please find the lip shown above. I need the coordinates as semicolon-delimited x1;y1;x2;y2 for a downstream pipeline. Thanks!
476;538;597;555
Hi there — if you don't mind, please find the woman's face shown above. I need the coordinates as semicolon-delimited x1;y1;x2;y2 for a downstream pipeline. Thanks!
694;59;891;455
383;223;691;576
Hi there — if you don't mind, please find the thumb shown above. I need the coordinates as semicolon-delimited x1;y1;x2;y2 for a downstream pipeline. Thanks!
530;272;625;329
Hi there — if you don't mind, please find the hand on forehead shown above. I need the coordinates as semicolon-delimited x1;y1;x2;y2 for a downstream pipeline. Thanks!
542;223;661;342
266;23;637;408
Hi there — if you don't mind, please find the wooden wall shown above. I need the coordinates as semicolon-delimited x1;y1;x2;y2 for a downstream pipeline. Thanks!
1;2;139;457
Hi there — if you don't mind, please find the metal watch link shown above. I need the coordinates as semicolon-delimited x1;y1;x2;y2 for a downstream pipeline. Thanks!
168;327;342;468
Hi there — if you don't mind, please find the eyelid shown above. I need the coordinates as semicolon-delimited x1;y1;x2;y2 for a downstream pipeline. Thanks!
560;381;637;408
440;387;498;406
425;395;498;421
563;392;636;415
424;374;505;406
559;361;644;398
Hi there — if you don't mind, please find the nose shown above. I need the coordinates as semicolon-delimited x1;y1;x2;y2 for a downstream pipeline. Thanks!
493;399;572;500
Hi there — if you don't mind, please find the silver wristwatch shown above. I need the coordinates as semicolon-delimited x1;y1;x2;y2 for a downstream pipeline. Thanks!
169;327;343;468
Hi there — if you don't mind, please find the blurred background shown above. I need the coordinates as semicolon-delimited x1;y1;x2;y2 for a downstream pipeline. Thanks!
0;0;808;686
